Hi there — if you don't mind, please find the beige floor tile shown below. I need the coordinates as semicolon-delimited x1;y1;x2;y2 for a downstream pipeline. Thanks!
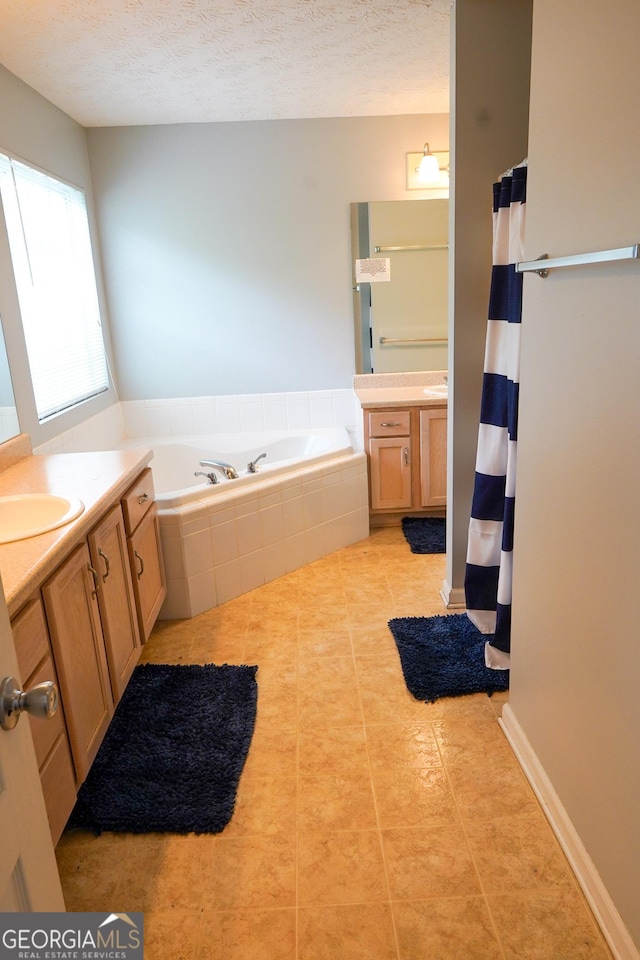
465;815;576;893
241;724;297;779
297;829;388;906
355;654;428;723
297;657;363;728
447;760;540;820
298;773;377;830
372;767;458;828
382;824;481;900
393;896;503;960
143;909;202;960
365;721;443;771
432;717;516;766
253;661;298;727
119;835;215;913
223;775;297;837
297;627;353;660
297;725;370;776
207;835;297;910
197;907;296;960
298;903;398;960
55;832;123;911
487;889;614;959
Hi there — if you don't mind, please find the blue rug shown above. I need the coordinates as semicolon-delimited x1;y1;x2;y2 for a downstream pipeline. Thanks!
388;614;509;702
68;662;258;835
401;517;446;553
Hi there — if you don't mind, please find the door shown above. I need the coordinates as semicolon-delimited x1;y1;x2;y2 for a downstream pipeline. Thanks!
0;575;65;910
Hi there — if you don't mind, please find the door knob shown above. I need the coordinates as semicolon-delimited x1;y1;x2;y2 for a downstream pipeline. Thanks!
0;676;58;731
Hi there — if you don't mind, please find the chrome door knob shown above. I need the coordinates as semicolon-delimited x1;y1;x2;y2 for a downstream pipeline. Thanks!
0;676;58;730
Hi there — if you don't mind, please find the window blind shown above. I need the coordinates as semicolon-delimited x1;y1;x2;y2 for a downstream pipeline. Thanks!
0;154;109;421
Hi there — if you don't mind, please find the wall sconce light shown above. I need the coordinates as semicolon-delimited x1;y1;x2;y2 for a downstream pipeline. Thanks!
417;143;440;183
406;145;450;191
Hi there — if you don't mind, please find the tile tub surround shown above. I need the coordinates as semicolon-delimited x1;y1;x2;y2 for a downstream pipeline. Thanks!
158;452;370;619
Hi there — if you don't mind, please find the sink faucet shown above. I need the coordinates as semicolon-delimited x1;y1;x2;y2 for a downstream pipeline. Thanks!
198;459;239;480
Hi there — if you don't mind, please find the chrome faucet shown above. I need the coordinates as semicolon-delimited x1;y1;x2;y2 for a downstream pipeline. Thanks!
194;470;220;485
198;459;239;480
247;453;267;473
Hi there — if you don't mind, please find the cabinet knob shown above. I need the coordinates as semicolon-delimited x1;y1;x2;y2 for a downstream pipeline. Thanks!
138;493;150;505
0;676;58;731
380;421;401;428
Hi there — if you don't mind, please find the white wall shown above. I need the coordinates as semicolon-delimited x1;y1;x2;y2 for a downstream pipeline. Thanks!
86;114;448;401
510;0;640;948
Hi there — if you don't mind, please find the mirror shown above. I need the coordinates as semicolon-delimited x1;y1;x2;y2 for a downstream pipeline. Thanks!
351;198;448;374
0;315;19;443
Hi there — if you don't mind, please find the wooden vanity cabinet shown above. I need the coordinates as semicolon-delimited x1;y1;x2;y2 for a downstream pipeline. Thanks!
365;405;447;518
12;598;77;845
122;468;166;642
42;543;115;785
88;503;142;701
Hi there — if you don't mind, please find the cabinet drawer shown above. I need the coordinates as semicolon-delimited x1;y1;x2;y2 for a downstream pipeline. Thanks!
122;468;155;535
368;410;410;437
12;597;49;683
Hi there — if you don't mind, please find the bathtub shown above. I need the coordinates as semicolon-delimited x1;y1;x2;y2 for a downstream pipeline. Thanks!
119;427;369;619
122;427;354;508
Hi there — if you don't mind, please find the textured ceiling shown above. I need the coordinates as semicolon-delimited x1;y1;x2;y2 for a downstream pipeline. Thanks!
0;0;450;128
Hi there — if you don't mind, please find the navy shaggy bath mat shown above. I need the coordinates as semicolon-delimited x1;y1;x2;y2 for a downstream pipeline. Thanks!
68;662;258;835
401;517;446;553
388;614;508;703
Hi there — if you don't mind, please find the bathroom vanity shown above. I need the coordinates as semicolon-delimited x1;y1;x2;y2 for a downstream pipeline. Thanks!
0;438;166;843
354;372;448;524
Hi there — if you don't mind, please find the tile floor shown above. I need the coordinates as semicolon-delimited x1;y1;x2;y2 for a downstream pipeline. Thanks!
56;527;613;959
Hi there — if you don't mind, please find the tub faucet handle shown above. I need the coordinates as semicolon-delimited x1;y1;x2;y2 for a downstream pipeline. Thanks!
194;470;219;485
247;453;267;474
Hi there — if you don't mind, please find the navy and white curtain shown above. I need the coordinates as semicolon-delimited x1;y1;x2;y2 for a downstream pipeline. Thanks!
464;162;527;670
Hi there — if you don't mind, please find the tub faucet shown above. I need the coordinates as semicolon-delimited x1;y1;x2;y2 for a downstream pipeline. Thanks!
198;459;239;480
247;453;267;473
194;470;220;485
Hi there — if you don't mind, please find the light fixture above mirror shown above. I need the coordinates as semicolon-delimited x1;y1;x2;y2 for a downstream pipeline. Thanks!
406;146;450;191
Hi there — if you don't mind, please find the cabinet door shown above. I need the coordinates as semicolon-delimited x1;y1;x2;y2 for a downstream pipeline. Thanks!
128;502;167;642
369;437;412;510
42;543;114;784
420;407;448;507
89;503;142;703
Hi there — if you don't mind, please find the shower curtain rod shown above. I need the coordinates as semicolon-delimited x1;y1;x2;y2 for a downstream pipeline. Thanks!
516;243;639;277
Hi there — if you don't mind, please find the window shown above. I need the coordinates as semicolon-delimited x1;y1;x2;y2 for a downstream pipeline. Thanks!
0;153;109;422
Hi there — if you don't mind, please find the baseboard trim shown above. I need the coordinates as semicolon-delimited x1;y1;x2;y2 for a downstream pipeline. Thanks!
439;580;466;608
500;704;639;960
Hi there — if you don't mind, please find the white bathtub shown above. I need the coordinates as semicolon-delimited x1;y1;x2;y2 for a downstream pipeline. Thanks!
121;427;354;508
119;427;369;618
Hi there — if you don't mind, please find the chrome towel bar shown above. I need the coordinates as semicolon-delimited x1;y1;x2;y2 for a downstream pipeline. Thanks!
373;244;448;253
379;336;447;346
515;244;640;278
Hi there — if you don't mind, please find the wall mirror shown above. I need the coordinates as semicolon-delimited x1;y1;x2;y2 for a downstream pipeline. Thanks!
351;198;449;374
0;313;19;443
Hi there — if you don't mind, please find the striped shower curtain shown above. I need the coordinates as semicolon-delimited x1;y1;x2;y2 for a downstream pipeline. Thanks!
464;163;527;670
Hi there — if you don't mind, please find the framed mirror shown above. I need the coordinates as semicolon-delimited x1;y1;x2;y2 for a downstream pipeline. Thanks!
0;315;19;443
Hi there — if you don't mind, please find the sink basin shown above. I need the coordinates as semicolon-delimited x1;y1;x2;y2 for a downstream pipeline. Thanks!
423;384;448;398
0;494;84;544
